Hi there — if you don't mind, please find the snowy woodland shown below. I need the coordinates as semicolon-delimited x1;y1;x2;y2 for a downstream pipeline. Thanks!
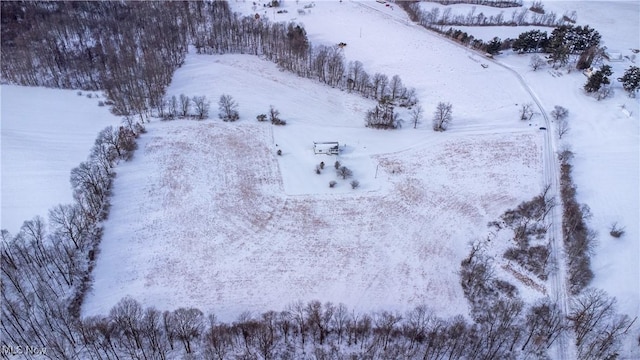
1;0;638;359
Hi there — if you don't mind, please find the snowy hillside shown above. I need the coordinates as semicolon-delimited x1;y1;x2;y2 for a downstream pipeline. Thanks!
1;86;119;234
1;0;637;358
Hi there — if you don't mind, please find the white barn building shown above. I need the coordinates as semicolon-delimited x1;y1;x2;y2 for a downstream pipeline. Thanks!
313;141;339;155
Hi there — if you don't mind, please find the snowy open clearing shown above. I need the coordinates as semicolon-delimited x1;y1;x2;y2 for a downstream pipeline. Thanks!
1;86;119;234
83;53;544;320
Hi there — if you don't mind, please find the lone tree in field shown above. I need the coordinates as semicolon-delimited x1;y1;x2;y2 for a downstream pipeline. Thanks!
410;104;423;129
520;103;534;121
269;105;286;125
550;105;569;121
432;102;453;131
530;54;546;71
218;94;239;121
618;66;640;97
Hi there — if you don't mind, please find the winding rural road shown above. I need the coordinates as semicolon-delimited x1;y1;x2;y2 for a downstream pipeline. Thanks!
490;60;574;360
354;1;575;359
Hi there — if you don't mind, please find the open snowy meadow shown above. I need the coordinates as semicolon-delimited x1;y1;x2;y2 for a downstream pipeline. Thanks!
1;86;119;234
82;53;544;320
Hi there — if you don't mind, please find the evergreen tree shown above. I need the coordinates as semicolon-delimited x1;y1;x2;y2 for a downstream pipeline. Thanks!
512;30;548;53
584;65;612;93
618;66;640;97
486;37;502;55
547;25;601;67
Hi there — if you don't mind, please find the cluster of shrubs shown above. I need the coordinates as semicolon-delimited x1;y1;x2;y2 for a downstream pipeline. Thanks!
257;105;286;125
490;189;553;281
318;161;359;189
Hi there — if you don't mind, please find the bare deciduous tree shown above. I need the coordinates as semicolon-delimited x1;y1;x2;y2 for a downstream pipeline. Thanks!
569;288;635;359
550;105;569;121
557;117;570;139
389;74;403;101
609;222;625;238
193;96;211;120
433;102;453;131
218;94;238;121
337;166;353;180
530;55;546;71
365;99;401;129
269;106;280;123
521;299;565;353
169;308;204;354
519;103;534;121
110;297;146;355
268;105;285;125
179;94;191;118
410;104;423;129
371;73;389;100
168;95;178;119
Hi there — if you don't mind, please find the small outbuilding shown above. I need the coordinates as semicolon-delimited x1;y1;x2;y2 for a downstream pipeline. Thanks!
313;141;339;155
605;50;623;62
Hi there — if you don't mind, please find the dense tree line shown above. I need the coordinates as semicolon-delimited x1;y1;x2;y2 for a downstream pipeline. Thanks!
399;2;603;71
400;1;565;31
0;1;190;118
4;286;631;360
513;26;602;69
2;122;142;358
398;2;508;53
192;10;417;105
425;0;522;7
557;149;595;295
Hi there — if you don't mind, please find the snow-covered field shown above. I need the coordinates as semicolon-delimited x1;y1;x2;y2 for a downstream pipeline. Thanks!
1;86;119;234
82;54;544;320
1;0;637;354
